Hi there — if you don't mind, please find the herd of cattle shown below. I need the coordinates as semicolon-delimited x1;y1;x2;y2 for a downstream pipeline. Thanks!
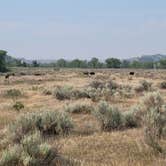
83;71;135;76
3;71;135;80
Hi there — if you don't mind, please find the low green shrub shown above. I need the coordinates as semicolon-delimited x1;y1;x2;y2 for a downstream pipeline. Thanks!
128;92;164;126
123;110;139;128
42;89;52;95
54;86;90;100
20;132;58;165
139;92;166;153
65;103;94;114
0;145;20;166
141;80;152;91
71;89;90;99
4;89;23;100
87;80;133;102
13;101;24;111
160;81;166;89
140;92;164;111
143;107;166;153
106;79;119;90
54;86;73;100
86;87;101;102
94;101;143;131
89;80;105;89
94;101;123;131
0;132;58;166
118;87;134;99
31;86;40;91
135;80;152;92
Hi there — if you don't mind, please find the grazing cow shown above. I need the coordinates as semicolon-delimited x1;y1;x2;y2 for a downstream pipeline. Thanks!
5;73;15;84
34;73;41;76
5;73;15;79
83;71;89;76
89;72;95;75
129;72;135;75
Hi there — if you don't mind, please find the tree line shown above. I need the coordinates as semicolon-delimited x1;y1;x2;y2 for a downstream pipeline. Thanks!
45;58;166;69
0;50;166;72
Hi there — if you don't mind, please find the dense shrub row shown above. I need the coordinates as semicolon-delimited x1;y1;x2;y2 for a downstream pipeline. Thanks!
54;86;90;100
53;80;134;102
87;79;134;101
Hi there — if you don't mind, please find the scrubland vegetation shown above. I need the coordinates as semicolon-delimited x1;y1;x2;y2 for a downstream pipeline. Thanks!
0;67;166;165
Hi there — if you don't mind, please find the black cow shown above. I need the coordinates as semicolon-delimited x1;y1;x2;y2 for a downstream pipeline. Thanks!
5;73;15;79
83;71;89;76
129;72;135;75
89;72;95;75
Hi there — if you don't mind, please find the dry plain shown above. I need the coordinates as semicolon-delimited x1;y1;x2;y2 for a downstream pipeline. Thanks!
0;68;166;166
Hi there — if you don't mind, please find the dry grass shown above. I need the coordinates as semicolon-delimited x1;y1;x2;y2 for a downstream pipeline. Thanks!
57;129;166;166
0;68;166;165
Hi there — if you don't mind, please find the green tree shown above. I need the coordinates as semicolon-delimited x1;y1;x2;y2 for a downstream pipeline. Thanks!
32;60;39;67
22;61;27;67
0;50;8;72
130;61;142;68
105;58;121;68
159;59;166;69
88;57;100;68
143;62;154;69
69;59;82;68
56;59;67;68
121;60;130;68
16;60;27;67
79;60;88;68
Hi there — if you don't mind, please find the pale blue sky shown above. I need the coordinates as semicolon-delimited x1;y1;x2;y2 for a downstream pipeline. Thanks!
1;0;166;60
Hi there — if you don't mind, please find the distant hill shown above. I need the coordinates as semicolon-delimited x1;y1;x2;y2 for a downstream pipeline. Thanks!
127;54;166;62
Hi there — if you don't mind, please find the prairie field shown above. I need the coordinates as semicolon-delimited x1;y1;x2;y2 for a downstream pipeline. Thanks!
0;68;166;166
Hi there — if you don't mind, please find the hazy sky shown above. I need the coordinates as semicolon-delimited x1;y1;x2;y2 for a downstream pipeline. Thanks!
1;0;166;60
